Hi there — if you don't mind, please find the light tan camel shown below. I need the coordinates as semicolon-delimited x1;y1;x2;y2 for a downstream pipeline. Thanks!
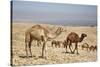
65;32;87;54
25;25;63;58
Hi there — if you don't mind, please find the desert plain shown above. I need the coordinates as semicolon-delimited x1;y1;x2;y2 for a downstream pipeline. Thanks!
11;21;97;66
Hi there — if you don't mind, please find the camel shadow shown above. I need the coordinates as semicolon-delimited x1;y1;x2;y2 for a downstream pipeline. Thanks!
62;52;75;54
19;55;36;58
32;56;47;60
38;56;47;59
19;55;47;60
62;51;80;55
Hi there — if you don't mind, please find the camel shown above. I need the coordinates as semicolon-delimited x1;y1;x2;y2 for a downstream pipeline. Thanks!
51;40;63;48
63;40;67;48
82;43;89;51
25;25;64;58
94;45;97;51
65;32;87;54
89;45;97;51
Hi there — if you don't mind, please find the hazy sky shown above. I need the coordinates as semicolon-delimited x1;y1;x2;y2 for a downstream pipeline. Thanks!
12;1;97;26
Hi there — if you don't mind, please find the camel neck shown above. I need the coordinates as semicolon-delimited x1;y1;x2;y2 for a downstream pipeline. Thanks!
79;36;84;42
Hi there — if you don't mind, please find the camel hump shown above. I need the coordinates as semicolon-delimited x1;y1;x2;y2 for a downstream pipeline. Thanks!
70;32;78;35
68;32;79;37
67;32;79;41
30;24;49;33
31;24;43;29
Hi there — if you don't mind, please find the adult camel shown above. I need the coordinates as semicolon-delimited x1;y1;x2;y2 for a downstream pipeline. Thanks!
65;32;87;54
25;25;64;58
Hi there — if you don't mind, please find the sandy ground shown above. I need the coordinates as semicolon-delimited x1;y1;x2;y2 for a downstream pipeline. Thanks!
11;22;97;66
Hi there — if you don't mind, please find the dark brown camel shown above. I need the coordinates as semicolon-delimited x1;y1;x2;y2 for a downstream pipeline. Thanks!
65;32;87;54
82;43;89;51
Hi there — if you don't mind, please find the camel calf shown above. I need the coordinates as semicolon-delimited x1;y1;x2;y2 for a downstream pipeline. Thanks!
62;40;67;48
89;45;97;51
51;40;63;48
81;43;89;51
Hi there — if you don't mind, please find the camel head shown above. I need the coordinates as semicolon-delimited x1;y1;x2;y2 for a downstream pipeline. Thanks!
56;27;66;35
79;33;87;42
47;27;64;40
55;27;63;35
81;33;87;37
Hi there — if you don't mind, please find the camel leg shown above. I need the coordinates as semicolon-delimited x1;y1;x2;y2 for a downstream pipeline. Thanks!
64;44;66;48
52;42;54;48
29;40;32;57
72;44;76;53
58;43;60;48
52;43;55;48
55;44;57;48
69;43;73;53
89;48;91;52
38;41;42;47
65;41;69;53
90;47;93;52
37;41;40;47
41;42;46;58
57;44;58;48
76;43;79;54
65;45;68;53
94;47;96;51
93;48;95;51
68;41;73;53
25;42;28;57
73;43;78;54
52;43;53;47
